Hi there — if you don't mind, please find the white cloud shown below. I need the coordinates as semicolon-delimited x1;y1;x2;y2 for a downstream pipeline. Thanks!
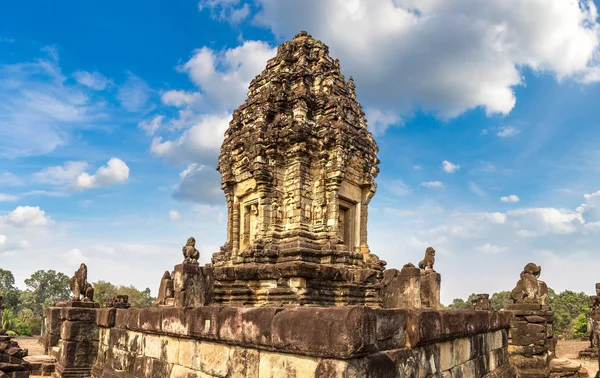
73;70;111;90
421;181;444;188
138;115;164;136
169;210;181;221
179;41;276;111
497;126;521;138
413;165;422;170
199;0;251;23
365;107;402;135
0;49;107;158
249;0;600;127
34;161;90;185
0;193;19;202
1;206;54;227
117;73;153;112
72;158;130;190
477;243;508;254
442;160;460;173
484;212;507;224
150;113;231;164
500;194;520;203
161;90;203;109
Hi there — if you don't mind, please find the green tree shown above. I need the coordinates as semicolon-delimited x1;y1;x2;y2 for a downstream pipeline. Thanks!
572;313;588;339
92;280;155;308
22;270;70;315
447;294;479;310
18;308;42;336
490;291;512;310
551;290;589;339
0;268;21;309
1;308;18;331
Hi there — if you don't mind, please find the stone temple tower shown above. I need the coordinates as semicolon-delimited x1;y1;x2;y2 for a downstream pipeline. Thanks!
211;31;386;307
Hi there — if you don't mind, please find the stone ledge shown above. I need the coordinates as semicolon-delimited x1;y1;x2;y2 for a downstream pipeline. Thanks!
85;306;513;359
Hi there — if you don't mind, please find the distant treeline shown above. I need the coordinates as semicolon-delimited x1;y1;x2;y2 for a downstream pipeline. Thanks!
444;289;590;339
0;268;155;336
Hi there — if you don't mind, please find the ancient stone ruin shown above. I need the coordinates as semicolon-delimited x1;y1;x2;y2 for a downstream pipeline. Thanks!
580;283;600;361
505;263;590;378
33;31;599;378
472;294;493;311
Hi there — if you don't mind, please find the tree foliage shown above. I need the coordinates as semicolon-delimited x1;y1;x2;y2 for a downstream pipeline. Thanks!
22;270;71;315
0;268;21;309
93;280;155;308
445;288;591;339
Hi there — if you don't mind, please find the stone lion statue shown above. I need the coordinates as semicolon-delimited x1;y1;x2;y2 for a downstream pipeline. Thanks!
510;263;547;305
418;247;436;272
70;263;88;301
182;237;200;264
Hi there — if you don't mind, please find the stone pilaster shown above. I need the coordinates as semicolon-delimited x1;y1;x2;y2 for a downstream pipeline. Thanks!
505;303;554;378
52;302;99;378
172;263;213;308
380;264;421;308
420;271;441;309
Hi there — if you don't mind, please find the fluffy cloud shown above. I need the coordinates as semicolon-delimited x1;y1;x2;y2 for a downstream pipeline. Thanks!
72;158;130;190
442;160;460;173
246;0;600;130
500;194;520;203
1;206;54;227
73;70;112;90
34;161;89;185
178;41;276;111
421;181;444;188
150;113;231;165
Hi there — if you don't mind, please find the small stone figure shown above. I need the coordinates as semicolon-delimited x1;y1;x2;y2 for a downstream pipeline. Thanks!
510;263;547;304
418;247;436;273
471;293;492;311
182;237;200;264
70;263;89;301
105;295;131;309
84;283;94;302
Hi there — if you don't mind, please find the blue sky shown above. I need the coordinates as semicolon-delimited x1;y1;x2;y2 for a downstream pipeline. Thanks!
2;0;600;304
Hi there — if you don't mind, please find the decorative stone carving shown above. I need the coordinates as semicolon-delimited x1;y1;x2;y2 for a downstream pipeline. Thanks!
105;295;131;309
510;263;548;305
69;263;94;302
182;236;200;264
418;247;436;273
471;293;492;311
153;271;175;307
580;283;600;360
210;30;385;306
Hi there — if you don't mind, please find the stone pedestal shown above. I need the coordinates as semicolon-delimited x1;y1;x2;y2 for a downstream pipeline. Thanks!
506;304;554;378
172;263;212;307
381;264;421;308
420;271;441;309
50;302;99;378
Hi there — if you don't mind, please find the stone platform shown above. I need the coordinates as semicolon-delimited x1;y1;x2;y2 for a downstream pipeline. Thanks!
41;305;518;378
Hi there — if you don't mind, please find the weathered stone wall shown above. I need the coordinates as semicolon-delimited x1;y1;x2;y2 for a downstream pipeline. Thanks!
69;306;518;378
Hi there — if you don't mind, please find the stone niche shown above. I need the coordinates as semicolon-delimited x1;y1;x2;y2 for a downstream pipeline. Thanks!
210;31;386;307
